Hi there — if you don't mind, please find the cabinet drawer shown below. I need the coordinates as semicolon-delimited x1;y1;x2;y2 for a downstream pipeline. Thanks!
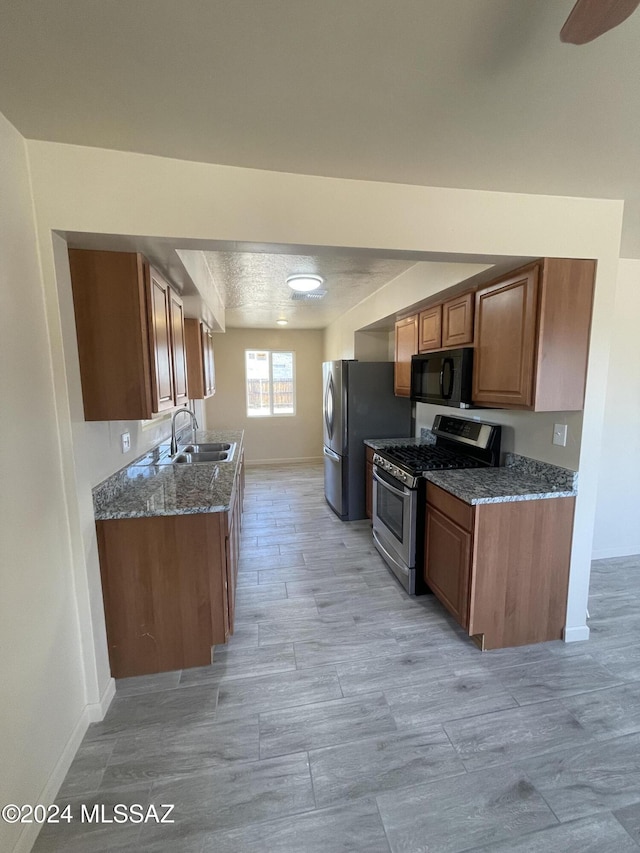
426;482;473;531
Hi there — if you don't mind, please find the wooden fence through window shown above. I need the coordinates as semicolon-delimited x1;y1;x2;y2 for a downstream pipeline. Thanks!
247;378;294;411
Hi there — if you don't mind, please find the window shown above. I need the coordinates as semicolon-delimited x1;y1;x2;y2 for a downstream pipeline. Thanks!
245;350;295;417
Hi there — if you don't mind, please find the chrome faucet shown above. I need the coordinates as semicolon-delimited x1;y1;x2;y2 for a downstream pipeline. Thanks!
170;407;199;455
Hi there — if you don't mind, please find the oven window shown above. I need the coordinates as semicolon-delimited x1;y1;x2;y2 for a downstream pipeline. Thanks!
377;481;405;542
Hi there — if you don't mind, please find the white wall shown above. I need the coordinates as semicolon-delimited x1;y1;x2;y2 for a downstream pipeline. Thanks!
592;258;640;558
13;137;622;826
0;115;90;853
206;328;323;463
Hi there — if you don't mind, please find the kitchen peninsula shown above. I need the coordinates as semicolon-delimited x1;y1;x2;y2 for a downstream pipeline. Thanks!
92;429;244;678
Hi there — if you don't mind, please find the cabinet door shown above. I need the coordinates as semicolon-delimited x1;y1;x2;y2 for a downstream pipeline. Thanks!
147;267;175;412
418;306;442;352
472;266;539;408
424;505;472;629
394;315;419;397
442;292;474;347
68;250;154;420
202;326;216;396
225;487;241;635
169;289;189;406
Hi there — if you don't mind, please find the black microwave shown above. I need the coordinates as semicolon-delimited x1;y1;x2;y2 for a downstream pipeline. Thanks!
410;347;474;408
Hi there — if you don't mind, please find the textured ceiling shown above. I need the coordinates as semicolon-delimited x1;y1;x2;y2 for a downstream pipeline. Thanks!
201;251;416;328
1;1;639;255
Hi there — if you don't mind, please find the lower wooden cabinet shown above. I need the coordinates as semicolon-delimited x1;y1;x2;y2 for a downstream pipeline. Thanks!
365;446;374;519
424;504;472;629
424;483;575;649
225;450;244;634
96;460;244;678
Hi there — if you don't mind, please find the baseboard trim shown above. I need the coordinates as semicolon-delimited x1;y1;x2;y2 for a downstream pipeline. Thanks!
563;625;590;643
13;678;115;853
87;676;116;722
247;456;323;467
592;546;640;560
14;712;89;853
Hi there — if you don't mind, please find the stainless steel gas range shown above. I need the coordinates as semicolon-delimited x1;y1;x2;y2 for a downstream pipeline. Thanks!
372;415;501;594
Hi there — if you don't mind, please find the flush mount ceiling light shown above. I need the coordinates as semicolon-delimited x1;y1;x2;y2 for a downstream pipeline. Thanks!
276;318;288;326
286;274;324;292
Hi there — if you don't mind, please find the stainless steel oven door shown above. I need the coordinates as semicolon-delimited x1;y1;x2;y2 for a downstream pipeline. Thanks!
372;465;417;575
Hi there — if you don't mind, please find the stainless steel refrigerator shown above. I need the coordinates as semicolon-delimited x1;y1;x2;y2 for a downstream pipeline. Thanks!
322;360;412;521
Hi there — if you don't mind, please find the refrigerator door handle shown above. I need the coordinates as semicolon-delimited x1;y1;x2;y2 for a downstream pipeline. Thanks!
323;446;341;462
324;374;335;440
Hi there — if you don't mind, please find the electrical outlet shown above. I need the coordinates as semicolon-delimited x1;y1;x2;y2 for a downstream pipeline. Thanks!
553;424;568;447
120;431;131;453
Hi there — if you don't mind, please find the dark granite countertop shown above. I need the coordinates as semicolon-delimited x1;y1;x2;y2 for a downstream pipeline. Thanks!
93;429;244;519
423;464;577;505
365;433;578;505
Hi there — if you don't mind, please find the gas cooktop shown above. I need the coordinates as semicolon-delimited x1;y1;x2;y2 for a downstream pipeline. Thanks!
378;443;483;473
373;415;502;487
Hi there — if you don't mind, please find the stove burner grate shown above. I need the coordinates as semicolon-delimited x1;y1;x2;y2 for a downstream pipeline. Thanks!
379;444;483;472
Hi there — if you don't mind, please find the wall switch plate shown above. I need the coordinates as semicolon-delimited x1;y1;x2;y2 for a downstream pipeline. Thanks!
553;424;568;447
120;431;131;453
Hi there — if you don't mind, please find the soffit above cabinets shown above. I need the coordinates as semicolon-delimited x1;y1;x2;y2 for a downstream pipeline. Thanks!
63;230;528;330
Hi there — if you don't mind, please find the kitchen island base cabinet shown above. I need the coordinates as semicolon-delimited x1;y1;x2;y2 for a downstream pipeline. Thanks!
424;483;575;650
97;512;233;679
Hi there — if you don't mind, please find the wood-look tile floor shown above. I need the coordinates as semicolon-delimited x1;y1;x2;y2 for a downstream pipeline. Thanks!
34;463;640;852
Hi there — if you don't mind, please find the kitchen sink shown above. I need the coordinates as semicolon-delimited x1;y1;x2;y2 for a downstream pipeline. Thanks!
181;443;231;453
172;442;236;464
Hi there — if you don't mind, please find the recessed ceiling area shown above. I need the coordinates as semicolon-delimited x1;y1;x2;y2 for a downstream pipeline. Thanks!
199;250;417;329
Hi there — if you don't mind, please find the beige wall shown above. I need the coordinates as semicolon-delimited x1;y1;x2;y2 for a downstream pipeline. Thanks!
206;328;323;463
415;405;584;470
0;114;88;853
592;258;640;558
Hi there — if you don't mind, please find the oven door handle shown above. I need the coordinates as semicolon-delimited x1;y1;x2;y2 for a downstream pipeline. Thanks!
372;528;411;578
373;469;411;498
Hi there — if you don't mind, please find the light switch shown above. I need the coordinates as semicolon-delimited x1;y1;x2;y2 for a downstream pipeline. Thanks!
553;424;568;447
120;431;131;453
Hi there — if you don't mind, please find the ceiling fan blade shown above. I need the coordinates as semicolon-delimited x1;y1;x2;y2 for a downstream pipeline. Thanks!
560;0;640;43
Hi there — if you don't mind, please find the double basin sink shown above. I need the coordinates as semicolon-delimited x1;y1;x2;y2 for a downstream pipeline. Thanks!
172;442;236;465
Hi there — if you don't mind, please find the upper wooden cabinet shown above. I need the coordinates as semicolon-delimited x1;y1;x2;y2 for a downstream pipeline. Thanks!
185;319;216;399
472;259;595;411
442;291;474;348
417;292;474;353
169;287;189;407
418;306;442;352
394;315;419;396
68;248;188;420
